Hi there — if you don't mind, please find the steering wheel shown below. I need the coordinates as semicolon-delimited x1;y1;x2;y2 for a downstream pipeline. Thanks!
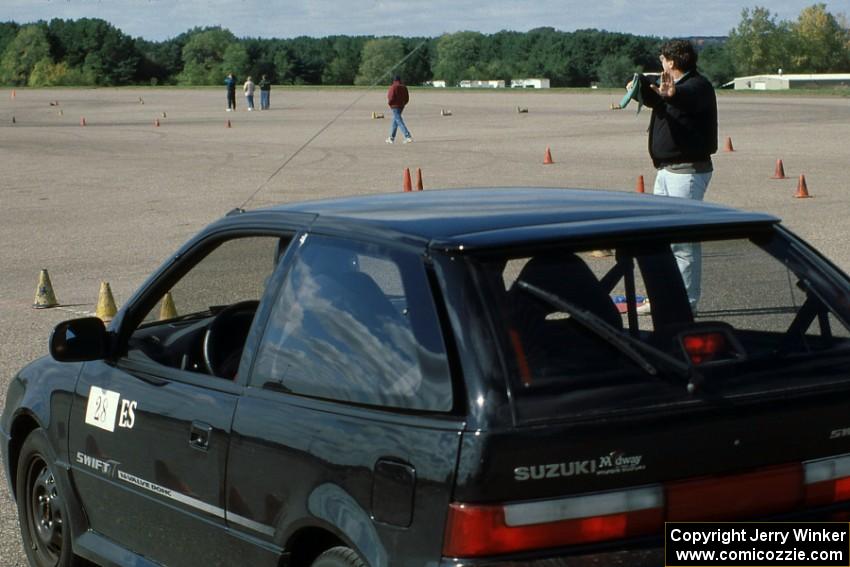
202;300;260;379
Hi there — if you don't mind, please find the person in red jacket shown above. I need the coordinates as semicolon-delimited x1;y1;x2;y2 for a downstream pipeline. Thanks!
386;75;412;144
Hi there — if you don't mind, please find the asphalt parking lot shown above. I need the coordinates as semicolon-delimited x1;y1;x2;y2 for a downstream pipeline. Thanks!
1;86;849;565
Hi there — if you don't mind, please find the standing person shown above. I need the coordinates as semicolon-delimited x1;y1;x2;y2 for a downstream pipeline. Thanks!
243;76;256;111
225;72;237;111
259;74;271;110
385;75;412;144
633;39;717;312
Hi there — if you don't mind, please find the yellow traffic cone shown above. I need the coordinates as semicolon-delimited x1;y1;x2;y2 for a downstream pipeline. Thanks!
95;281;118;322
159;292;177;320
33;269;59;309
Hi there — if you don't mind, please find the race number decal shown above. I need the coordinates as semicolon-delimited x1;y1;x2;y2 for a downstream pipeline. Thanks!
85;386;121;432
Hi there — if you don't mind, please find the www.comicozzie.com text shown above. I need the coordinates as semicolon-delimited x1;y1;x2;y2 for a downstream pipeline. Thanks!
669;527;847;546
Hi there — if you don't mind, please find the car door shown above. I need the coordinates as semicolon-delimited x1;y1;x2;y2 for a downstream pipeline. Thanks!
68;233;291;567
226;234;464;566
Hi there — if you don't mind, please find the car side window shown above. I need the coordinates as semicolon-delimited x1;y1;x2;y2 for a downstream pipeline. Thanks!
251;235;453;412
127;236;285;378
141;237;280;324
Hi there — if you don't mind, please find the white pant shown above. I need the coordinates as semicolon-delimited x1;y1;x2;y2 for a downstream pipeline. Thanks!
653;169;713;309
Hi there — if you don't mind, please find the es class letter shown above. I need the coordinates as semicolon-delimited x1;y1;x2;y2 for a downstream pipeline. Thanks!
118;400;137;429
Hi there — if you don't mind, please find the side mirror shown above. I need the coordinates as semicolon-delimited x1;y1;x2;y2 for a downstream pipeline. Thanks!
50;317;109;362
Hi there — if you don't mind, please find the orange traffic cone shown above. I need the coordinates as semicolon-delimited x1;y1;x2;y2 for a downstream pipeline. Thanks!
10;89;15;99
724;136;735;152
154;118;160;127
636;175;645;193
795;175;811;198
403;168;412;192
80;117;87;127
416;168;423;191
771;159;787;179
543;147;554;164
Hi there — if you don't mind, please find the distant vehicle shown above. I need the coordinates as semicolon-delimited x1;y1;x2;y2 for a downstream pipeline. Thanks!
4;188;850;567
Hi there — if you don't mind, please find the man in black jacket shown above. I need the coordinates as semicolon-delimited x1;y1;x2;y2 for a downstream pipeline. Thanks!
225;72;237;111
635;39;717;312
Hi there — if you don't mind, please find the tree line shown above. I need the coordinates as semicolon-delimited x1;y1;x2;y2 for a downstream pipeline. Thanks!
0;4;847;89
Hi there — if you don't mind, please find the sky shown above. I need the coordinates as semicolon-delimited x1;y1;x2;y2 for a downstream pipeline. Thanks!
2;0;845;41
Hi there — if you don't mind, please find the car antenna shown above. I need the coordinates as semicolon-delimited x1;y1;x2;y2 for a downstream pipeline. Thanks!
235;39;430;212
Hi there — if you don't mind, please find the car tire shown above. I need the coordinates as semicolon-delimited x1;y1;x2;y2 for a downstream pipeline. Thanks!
16;428;78;567
310;546;368;567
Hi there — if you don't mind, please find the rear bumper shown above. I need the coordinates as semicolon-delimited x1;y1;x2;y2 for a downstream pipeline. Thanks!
440;548;663;566
439;534;663;567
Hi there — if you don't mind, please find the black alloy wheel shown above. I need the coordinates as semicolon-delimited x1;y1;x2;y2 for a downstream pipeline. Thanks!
16;429;76;567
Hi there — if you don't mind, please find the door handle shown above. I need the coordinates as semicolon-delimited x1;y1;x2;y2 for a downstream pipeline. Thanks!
189;421;212;451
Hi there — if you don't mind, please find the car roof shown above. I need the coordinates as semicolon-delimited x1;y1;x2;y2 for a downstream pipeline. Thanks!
243;188;779;253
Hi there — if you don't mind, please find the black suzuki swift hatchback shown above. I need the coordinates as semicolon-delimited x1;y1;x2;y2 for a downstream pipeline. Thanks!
5;188;850;567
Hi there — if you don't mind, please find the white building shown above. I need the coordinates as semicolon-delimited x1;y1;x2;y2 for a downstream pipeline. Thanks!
511;78;551;89
727;73;850;90
459;80;506;88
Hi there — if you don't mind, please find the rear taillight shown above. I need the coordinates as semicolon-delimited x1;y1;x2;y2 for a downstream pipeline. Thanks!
804;453;850;506
442;486;663;557
666;463;803;520
443;456;850;558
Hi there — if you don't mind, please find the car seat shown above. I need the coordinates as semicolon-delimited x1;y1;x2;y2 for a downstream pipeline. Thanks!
510;254;623;330
506;253;624;384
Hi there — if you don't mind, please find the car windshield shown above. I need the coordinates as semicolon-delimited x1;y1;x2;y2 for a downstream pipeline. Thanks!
471;228;850;422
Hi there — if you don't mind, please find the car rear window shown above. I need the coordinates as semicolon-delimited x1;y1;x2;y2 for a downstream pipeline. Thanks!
472;230;850;423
